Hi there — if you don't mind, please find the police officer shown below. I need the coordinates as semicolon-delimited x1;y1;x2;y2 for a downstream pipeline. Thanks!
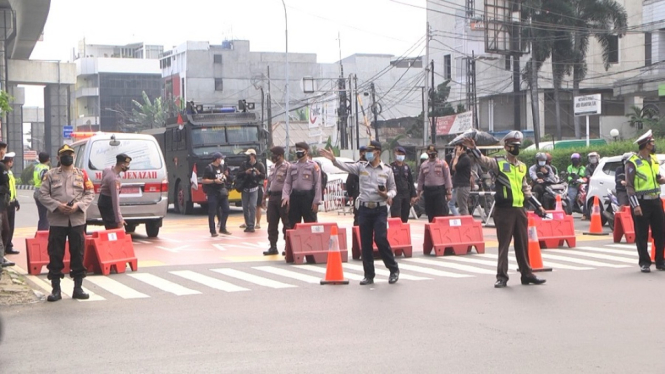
626;130;665;273
38;144;95;301
0;142;13;268
2;152;19;255
282;142;321;227
264;146;290;255
463;132;547;288
390;146;416;222
98;153;131;230
320;141;400;285
416;144;453;222
346;146;367;226
202;152;231;237
34;152;50;230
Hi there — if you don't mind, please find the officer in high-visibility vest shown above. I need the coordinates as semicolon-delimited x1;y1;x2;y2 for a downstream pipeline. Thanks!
1;152;19;255
463;131;547;288
33;152;51;231
625;130;665;273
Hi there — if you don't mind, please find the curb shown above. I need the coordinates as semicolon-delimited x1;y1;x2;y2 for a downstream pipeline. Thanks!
17;185;35;190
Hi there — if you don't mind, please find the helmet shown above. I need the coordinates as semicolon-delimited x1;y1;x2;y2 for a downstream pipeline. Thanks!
535;152;547;161
621;152;633;163
502;130;523;146
588;152;599;159
546;153;552;163
420;153;428;160
571;153;581;160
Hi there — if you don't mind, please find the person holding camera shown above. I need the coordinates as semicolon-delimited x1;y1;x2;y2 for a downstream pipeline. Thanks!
203;152;231;237
237;149;266;233
38;144;95;301
320;141;400;285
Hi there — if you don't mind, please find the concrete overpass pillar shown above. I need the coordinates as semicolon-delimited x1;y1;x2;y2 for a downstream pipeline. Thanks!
6;85;24;172
44;84;71;161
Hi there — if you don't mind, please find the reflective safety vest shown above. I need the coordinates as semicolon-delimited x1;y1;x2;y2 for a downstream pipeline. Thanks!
629;154;660;196
496;158;527;208
8;169;15;201
33;164;49;187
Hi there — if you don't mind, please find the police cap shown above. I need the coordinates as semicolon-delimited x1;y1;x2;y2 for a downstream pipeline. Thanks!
58;144;75;155
635;129;654;146
295;142;309;151
426;144;438;154
270;146;285;156
116;153;132;163
366;140;382;151
502;130;524;146
395;146;406;154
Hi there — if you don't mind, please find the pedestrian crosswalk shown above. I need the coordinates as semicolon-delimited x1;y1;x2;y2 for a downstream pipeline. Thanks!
25;243;646;302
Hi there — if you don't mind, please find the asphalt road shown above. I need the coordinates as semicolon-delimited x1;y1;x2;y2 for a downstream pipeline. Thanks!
2;190;661;373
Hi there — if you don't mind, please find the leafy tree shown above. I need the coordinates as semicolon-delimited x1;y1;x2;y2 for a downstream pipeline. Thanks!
0;90;13;114
126;91;166;132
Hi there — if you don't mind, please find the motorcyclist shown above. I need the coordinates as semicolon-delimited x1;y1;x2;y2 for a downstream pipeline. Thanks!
567;153;586;213
529;152;557;203
614;152;633;207
582;152;600;219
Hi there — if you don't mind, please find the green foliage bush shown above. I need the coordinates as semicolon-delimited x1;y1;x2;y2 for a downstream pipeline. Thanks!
21;164;35;185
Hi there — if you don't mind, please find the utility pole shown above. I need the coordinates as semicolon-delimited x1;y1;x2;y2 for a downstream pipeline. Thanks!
371;82;379;142
267;66;273;147
529;58;541;149
467;51;479;129
430;59;436;144
423;22;431;147
354;75;360;150
348;73;355;150
512;3;522;132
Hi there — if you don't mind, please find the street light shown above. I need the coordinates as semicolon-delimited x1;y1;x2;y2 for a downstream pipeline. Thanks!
610;128;620;141
281;0;290;160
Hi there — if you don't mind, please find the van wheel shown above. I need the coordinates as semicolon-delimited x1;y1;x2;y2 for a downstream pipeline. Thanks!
175;182;194;215
125;224;137;234
146;220;161;238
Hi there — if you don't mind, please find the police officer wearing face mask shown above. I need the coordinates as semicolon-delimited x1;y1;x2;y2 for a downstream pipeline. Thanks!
98;153;132;230
38;144;96;301
320;141;400;285
282;142;322;227
463;131;547;289
264;146;290;255
626;130;665;273
416;145;453;222
390;147;417;223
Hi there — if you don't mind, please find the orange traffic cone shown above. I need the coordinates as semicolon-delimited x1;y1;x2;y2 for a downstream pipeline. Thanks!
527;218;552;272
555;194;563;212
584;196;609;236
320;226;349;285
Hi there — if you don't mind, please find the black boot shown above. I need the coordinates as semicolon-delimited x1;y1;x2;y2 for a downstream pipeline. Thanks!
72;278;89;300
47;278;62;302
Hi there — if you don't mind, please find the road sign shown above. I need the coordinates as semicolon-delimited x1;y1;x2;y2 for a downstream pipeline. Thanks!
63;125;73;139
574;94;601;117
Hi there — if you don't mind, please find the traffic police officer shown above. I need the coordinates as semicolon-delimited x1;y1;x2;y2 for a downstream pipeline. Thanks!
264;146;290;255
320;141;400;285
34;152;50;230
390;146;416;222
463;132;547;288
416;144;453;222
626;130;665;273
38;144;95;302
98;153;132;230
282;142;322;227
2;152;19;255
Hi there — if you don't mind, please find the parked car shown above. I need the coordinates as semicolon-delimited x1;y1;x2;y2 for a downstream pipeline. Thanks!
525;139;607;151
586;154;665;221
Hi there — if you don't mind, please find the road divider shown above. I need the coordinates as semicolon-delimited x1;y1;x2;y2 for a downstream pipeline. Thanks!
284;222;349;265
423;216;485;256
351;218;413;260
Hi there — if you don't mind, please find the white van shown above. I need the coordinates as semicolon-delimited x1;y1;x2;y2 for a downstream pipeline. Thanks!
69;132;169;237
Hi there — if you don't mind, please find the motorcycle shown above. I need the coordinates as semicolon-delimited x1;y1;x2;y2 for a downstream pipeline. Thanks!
535;172;571;213
602;189;620;230
560;171;587;214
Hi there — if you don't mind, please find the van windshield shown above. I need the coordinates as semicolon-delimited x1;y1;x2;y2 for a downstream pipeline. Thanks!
89;139;163;171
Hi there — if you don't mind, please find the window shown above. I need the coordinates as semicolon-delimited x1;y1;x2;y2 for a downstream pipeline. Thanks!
601;161;621;177
443;55;452;80
213;54;222;64
505;55;511;71
88;139;162;171
645;32;652;67
226;126;259;144
608;35;619;64
215;78;223;91
74;145;86;168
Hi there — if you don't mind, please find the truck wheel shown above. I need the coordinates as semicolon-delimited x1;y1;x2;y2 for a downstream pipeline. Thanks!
146;220;161;238
174;182;194;215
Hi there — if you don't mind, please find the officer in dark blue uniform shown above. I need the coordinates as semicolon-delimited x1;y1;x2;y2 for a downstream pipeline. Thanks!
390;146;416;222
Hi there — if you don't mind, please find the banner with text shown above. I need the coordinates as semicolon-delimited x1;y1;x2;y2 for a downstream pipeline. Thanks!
435;111;473;135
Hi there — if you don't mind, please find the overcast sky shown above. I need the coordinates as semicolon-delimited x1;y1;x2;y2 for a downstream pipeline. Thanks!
23;0;425;106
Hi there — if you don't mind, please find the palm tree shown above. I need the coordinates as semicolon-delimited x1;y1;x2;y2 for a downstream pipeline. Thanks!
625;105;659;131
569;0;628;138
128;91;166;132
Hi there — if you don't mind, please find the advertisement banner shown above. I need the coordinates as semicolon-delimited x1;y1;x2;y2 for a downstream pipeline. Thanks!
307;95;338;129
435;111;473;135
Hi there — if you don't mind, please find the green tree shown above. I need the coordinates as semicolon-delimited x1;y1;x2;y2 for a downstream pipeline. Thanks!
569;0;628;138
0;90;13;114
126;91;166;132
626;105;661;135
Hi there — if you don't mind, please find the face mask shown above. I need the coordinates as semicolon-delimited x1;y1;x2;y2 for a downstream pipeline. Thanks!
296;151;305;159
60;155;74;166
396;155;405;162
220;159;225;165
121;166;130;172
651;145;657;154
538;161;546;166
365;152;375;162
589;157;597;164
428;153;436;160
271;156;279;163
507;145;520;156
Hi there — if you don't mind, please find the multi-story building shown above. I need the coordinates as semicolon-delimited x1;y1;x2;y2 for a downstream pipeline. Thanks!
428;0;647;140
71;40;163;132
